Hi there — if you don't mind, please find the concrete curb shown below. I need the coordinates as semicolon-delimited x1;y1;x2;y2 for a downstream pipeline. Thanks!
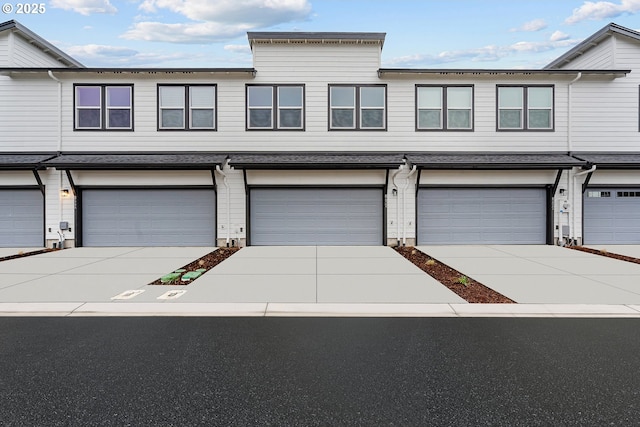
1;302;640;317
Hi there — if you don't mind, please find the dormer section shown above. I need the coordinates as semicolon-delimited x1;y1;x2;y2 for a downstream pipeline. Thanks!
0;20;83;68
248;32;385;80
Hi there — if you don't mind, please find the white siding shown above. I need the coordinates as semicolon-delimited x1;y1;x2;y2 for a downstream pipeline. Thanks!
216;165;246;246
558;37;614;69
0;33;8;66
0;74;59;151
12;34;67;67
43;169;74;245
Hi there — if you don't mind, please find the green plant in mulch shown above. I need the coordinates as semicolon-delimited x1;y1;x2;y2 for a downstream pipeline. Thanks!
181;268;207;282
161;269;186;284
456;275;470;287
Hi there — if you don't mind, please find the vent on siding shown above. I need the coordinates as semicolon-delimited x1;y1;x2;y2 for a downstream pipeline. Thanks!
587;191;611;198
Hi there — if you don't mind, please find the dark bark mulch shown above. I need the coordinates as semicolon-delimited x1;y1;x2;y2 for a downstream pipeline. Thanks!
149;247;240;286
569;246;640;265
395;246;515;304
0;248;60;262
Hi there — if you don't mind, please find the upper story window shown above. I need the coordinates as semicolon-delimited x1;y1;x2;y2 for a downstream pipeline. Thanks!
497;85;554;131
246;84;304;130
158;85;216;130
329;85;386;130
75;85;133;130
417;85;473;131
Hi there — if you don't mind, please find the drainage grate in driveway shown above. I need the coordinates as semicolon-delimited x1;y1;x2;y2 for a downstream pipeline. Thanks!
111;290;145;300
157;290;187;300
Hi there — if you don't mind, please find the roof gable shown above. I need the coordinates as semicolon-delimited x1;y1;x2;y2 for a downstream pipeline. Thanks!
0;20;83;67
545;22;640;69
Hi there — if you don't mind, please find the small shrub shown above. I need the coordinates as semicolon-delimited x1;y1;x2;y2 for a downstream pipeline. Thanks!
457;275;470;287
425;259;436;266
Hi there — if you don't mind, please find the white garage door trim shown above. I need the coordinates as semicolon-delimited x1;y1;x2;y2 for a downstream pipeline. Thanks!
584;187;640;244
80;188;216;247
417;186;548;245
249;187;384;246
0;188;44;248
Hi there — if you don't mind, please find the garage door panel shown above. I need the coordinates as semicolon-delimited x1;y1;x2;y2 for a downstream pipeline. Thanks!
82;189;215;247
584;188;640;244
418;188;546;245
250;188;382;246
0;190;43;247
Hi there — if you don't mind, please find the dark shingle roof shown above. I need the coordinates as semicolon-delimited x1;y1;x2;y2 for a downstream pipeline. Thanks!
406;153;586;169
228;152;404;169
572;153;640;168
43;153;227;170
0;153;57;170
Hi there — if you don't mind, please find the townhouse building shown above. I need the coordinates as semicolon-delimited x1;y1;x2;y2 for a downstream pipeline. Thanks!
1;20;639;248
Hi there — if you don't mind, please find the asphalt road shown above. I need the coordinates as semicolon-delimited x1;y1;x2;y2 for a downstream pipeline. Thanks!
1;317;639;426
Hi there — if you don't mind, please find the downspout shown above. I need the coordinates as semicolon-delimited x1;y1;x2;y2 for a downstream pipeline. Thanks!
566;72;582;244
572;164;597;244
402;165;418;246
390;163;404;246
216;164;230;246
48;71;64;247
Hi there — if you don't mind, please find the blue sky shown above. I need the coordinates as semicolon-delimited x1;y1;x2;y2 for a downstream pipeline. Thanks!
6;0;640;68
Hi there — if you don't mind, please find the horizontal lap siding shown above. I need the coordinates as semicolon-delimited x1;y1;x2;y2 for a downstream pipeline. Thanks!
12;35;64;67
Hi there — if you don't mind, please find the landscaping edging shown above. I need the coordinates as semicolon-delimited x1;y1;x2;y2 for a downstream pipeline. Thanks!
149;247;240;285
569;246;640;265
395;246;515;303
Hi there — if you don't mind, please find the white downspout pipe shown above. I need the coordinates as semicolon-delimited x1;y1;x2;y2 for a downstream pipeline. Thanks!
390;163;404;246
401;165;418;246
216;165;231;246
48;71;64;247
567;72;582;153
571;164;597;244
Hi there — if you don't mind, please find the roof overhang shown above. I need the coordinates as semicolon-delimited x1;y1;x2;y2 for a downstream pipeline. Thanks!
42;153;228;170
572;153;640;169
0;67;257;77
0;153;57;170
248;32;385;49
228;152;404;170
406;153;587;170
378;68;629;78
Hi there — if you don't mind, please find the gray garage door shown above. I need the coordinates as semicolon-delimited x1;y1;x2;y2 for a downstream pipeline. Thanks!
0;189;43;247
250;188;383;246
584;188;640;244
418;188;547;244
82;189;215;247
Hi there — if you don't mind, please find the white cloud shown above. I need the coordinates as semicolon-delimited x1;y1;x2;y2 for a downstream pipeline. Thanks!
385;37;580;68
65;44;197;66
550;30;570;41
224;44;251;53
565;0;640;24
126;0;312;43
511;19;547;32
50;0;117;15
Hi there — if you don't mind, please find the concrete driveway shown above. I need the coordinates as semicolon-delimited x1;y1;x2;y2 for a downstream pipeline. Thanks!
418;245;640;304
0;247;215;302
0;246;465;305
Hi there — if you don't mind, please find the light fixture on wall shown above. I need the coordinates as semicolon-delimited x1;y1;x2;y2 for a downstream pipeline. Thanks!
61;189;70;198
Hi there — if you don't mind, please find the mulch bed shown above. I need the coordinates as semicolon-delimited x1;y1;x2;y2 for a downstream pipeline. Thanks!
149;247;240;285
395;246;515;304
0;248;59;262
569;246;640;265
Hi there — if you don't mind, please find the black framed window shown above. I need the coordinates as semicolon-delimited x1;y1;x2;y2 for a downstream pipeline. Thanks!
158;85;216;130
246;84;304;130
329;85;386;130
75;85;133;130
497;85;554;131
417;85;473;131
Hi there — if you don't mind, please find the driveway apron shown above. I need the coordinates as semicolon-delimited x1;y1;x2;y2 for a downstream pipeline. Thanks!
418;245;640;304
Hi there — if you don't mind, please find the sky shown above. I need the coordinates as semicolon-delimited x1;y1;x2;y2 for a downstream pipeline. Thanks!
5;0;640;69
